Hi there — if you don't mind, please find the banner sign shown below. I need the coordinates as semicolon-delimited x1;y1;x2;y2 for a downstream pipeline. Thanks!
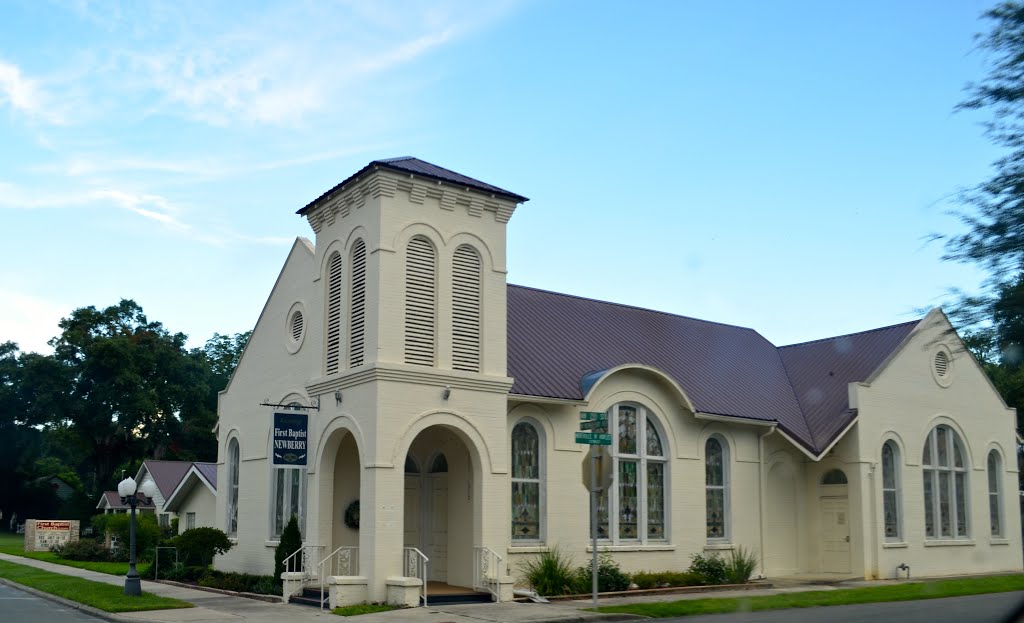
273;412;309;466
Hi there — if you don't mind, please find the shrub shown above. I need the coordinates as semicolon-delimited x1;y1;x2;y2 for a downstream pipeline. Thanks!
94;512;161;562
630;570;701;589
724;546;758;584
50;539;112;562
687;553;728;586
173;527;233;567
197;570;280;595
573;554;630;593
518;547;578;596
273;515;303;583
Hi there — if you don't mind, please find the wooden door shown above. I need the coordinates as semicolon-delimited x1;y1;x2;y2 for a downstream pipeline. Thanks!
820;497;850;572
428;474;448;582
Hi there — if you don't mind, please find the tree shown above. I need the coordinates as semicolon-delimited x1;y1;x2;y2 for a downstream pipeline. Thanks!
173;527;233;567
273;515;303;583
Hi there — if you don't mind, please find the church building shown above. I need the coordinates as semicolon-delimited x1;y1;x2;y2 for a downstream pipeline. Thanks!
213;157;1022;606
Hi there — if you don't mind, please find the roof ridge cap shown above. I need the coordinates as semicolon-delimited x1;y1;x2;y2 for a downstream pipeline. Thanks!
778;319;921;350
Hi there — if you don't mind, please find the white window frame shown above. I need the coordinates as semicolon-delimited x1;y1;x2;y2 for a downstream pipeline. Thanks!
227;437;240;536
922;425;969;539
511;419;545;543
597;403;669;544
988;450;1004;538
705;435;730;543
185;512;196;531
881;440;902;542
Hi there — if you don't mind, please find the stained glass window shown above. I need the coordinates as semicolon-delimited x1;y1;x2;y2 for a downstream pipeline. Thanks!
511;422;542;540
922;425;968;539
227;438;239;536
618;461;638;539
705;437;726;540
618;406;637;455
988;450;1003;537
881;441;900;541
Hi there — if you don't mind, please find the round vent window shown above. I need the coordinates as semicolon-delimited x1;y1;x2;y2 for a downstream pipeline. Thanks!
931;346;953;387
285;303;306;354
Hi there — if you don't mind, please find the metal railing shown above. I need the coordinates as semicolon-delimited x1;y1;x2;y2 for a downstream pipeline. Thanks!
317;546;359;610
472;546;503;602
282;544;325;581
154;546;178;581
403;547;429;607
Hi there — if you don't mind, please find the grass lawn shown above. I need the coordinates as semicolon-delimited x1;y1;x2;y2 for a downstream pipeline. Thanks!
0;559;192;613
594;574;1024;618
332;603;401;616
0;531;149;576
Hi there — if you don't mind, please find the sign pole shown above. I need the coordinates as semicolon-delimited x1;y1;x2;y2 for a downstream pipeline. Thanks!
591;446;598;606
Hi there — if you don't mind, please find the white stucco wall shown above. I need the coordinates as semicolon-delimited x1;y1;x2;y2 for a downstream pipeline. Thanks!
176;484;216;533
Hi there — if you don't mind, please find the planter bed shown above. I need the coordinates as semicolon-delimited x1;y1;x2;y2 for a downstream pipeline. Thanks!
522;581;773;602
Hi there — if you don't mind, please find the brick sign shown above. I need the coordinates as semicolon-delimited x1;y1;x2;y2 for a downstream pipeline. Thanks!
24;519;79;552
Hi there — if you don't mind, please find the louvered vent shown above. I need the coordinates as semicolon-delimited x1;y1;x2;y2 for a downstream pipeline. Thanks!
349;239;367;367
934;351;949;377
452;244;482;372
405;236;436;366
325;251;344;374
290;310;304;343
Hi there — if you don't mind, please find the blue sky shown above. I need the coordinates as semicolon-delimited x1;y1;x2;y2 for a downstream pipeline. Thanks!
0;0;1004;354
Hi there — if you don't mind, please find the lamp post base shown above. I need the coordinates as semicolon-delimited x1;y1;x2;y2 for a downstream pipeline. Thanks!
124;574;141;596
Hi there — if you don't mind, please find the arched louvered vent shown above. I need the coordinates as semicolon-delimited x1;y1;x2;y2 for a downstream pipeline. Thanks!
349;239;366;367
325;251;344;374
404;236;436;366
934;351;949;378
290;310;304;343
452;244;482;372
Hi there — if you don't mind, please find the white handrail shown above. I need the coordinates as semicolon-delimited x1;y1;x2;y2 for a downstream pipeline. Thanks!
473;546;504;602
318;546;359;610
282;544;325;579
403;547;429;607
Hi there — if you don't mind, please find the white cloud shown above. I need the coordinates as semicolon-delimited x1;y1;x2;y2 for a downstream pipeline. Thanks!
0;289;67;354
0;59;64;124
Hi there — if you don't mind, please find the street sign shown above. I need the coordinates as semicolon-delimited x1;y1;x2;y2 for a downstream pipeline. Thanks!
581;446;614;491
579;420;607;431
575;431;612;445
579;411;607;421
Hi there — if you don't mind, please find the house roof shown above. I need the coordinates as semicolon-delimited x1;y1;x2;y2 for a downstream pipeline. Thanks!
297;156;528;215
162;462;217;513
506;284;920;455
96;491;155;511
136;461;193;500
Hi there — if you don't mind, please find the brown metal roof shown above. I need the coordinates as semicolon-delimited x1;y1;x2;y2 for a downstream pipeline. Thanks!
297;157;528;215
141;460;193;499
195;462;217;490
507;284;919;455
97;491;155;510
778;320;918;451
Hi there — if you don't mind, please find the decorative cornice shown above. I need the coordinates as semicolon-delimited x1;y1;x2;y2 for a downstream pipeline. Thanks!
303;168;521;233
306;362;514;396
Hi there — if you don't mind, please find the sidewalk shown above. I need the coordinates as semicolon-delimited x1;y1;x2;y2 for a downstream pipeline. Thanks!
0;553;846;623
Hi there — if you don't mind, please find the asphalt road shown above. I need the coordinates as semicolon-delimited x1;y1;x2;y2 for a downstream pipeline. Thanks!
662;590;1024;623
0;583;102;622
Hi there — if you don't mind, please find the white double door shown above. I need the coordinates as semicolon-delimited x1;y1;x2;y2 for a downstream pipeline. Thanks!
403;474;448;582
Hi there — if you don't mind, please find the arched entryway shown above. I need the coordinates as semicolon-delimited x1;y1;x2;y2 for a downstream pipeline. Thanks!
819;468;850;573
403;426;475;588
315;423;361;574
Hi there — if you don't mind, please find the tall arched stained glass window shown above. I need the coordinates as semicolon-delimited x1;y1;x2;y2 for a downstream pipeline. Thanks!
881;440;901;541
705;436;728;541
511;421;542;541
922;425;969;538
988;450;1003;538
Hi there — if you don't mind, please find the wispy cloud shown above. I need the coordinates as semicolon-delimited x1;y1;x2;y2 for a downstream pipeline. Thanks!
0;59;65;124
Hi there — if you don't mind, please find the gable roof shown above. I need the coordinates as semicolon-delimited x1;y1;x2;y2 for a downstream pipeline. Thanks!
162;462;217;513
506;284;920;455
136;460;193;500
297;157;528;215
96;491;155;511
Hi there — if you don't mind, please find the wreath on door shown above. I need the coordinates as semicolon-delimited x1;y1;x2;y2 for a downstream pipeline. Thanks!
344;500;360;530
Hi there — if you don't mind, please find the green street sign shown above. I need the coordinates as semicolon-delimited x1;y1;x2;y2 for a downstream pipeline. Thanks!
579;420;607;431
576;431;612;445
579;411;608;421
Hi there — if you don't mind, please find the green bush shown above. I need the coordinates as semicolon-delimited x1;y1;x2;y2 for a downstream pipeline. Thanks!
198;570;280;595
724;546;758;584
518;547;578;596
273;515;302;583
93;512;161;562
573;554;630;593
50;539;112;562
172;527;233;567
687;553;728;586
630;570;701;589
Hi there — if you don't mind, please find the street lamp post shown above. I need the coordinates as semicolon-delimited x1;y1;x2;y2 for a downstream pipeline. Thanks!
117;476;156;596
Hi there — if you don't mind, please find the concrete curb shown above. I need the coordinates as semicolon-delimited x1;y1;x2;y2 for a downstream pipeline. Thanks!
517;614;649;623
0;576;155;623
153;578;282;603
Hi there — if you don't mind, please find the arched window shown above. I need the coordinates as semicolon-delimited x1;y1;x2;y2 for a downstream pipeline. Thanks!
881;440;901;541
594;404;667;542
452;244;482;372
922;425;969;538
705;436;729;542
227;438;239;536
988;450;1004;537
511;421;543;541
325;251;344;374
349;239;367;367
404;236;436;366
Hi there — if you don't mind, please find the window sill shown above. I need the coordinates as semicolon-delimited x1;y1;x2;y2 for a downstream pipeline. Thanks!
990;538;1010;546
703;543;735;551
228;537;238;544
508;545;550;554
586;544;675;553
882;541;908;549
923;539;974;547
265;540;281;548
